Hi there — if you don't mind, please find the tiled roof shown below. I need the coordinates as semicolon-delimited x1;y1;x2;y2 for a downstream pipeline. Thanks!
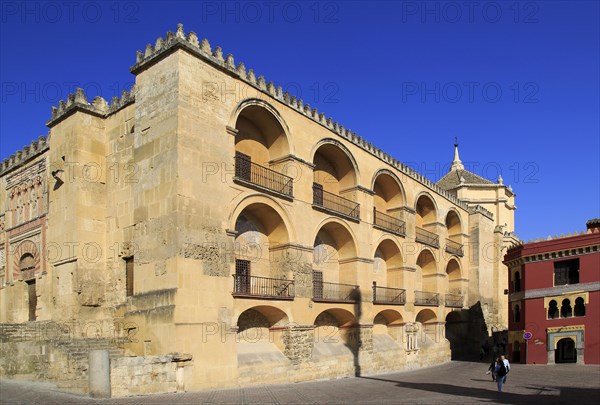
437;169;495;190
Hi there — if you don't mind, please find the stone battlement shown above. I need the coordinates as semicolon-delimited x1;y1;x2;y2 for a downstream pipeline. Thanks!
46;86;136;128
0;135;49;175
510;227;600;248
131;23;480;215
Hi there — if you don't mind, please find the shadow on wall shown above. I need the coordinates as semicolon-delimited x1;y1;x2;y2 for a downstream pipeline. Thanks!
445;301;489;361
344;288;362;377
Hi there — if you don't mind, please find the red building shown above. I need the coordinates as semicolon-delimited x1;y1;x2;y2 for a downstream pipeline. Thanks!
504;219;600;364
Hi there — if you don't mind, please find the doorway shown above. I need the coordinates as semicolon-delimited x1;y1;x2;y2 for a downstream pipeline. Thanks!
555;338;577;363
26;279;37;321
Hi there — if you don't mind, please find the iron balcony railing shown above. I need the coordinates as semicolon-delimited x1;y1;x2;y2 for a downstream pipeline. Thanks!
372;284;406;305
445;293;463;308
414;291;440;306
415;227;439;248
234;154;293;197
232;275;295;300
313;281;359;303
373;208;406;236
313;183;360;220
445;239;464;257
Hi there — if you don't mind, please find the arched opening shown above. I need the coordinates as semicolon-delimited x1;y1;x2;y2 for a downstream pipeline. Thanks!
445;311;467;360
373;239;404;304
373;172;405;235
555;338;577;363
312;142;359;219
19;253;35;271
234;103;293;196
416;250;438;305
373;310;403;352
233;203;291;297
19;253;37;321
444;259;463;308
313;309;358;359
415;194;439;248
236;306;290;364
445;211;463;256
514;304;521;323
416;309;438;343
514;271;521;292
235;104;290;163
560;299;572;318
313;221;358;301
548;300;559;319
574;297;586;317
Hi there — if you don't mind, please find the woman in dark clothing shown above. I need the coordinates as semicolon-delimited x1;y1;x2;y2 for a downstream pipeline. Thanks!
487;357;499;381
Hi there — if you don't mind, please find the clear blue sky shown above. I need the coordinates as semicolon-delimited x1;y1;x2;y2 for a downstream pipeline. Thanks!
1;1;598;241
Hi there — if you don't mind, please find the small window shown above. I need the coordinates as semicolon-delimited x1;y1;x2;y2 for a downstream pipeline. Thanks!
548;300;559;319
514;271;521;292
574;297;586;317
125;257;134;297
514;304;521;323
19;253;35;272
554;259;579;286
560;299;572;318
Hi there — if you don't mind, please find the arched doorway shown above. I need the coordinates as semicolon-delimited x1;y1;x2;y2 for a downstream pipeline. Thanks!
445;311;467;359
19;253;37;321
555;338;577;363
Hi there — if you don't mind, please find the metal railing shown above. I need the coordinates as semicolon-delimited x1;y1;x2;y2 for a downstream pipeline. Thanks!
373;285;406;305
445;239;464;256
415;227;439;248
313;281;359;302
313;183;360;220
445;293;463;308
232;275;295;299
414;291;440;306
373;208;406;236
235;154;293;197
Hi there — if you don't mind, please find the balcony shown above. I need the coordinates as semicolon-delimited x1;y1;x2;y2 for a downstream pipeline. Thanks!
373;208;406;236
415;227;439;248
234;153;293;198
414;291;440;306
445;239;464;257
373;285;406;305
313;183;360;221
232;275;295;300
445;293;464;308
313;281;359;303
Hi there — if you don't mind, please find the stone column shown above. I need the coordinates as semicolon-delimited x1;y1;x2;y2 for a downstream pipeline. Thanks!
89;350;110;398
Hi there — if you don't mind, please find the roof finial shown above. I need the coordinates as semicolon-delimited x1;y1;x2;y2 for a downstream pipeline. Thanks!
451;137;464;171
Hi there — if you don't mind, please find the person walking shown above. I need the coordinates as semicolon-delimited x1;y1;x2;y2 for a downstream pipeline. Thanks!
495;354;511;392
487;357;499;381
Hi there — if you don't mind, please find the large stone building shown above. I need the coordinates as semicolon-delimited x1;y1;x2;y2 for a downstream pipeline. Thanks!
0;24;517;395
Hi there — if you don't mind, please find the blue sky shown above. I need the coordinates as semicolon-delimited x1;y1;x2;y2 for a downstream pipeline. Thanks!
1;1;598;241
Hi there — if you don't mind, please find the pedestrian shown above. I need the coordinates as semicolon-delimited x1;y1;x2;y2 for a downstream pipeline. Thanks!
486;357;499;381
500;354;510;381
495;354;511;392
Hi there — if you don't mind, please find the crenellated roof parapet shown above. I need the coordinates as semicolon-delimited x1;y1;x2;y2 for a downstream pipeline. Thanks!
0;135;49;175
46;86;136;128
131;24;477;214
508;227;600;249
468;204;494;220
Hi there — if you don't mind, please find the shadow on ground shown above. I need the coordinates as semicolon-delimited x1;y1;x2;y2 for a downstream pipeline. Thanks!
359;375;600;405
